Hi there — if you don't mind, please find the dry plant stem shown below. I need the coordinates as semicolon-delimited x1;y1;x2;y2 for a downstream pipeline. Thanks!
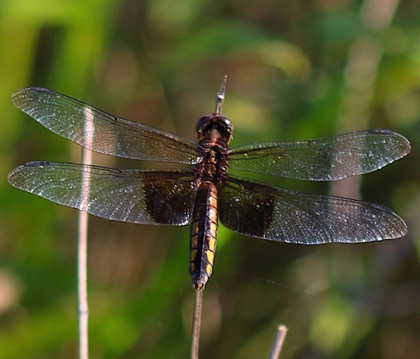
190;76;226;359
191;288;204;359
78;195;89;359
267;325;288;359
331;0;401;199
78;106;95;359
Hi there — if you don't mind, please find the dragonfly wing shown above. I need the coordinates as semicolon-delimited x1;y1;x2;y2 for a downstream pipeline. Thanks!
8;161;197;225
12;87;199;163
229;130;410;180
219;176;407;244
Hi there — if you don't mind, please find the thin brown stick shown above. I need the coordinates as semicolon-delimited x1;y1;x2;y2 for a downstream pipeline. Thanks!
267;325;288;359
191;76;226;359
191;288;204;359
78;196;89;359
78;105;94;359
331;0;401;199
215;75;227;115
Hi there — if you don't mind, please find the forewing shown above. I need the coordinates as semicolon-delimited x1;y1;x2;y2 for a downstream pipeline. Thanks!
8;161;197;225
12;87;199;163
229;130;410;181
219;176;407;244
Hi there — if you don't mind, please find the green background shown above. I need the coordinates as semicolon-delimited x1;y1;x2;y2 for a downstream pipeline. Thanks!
0;0;419;358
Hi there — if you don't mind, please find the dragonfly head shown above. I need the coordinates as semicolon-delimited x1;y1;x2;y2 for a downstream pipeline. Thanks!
196;115;233;145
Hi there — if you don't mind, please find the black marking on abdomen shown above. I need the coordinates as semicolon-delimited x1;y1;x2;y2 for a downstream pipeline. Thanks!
190;181;219;289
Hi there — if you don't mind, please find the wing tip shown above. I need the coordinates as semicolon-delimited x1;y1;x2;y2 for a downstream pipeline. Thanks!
12;87;55;106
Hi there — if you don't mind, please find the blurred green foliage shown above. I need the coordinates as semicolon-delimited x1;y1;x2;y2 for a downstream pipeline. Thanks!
1;0;419;358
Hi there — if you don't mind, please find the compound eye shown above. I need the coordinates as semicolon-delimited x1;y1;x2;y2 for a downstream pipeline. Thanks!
220;117;233;133
196;116;212;133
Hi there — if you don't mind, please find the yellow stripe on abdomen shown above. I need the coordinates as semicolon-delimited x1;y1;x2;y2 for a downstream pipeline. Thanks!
190;181;219;289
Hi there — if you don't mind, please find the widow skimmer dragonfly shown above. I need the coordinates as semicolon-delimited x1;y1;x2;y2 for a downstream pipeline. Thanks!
8;78;410;289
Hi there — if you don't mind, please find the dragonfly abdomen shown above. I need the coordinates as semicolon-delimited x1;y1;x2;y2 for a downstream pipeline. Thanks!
190;181;219;289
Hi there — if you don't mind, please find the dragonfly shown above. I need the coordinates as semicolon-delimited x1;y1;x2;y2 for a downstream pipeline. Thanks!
8;77;410;290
